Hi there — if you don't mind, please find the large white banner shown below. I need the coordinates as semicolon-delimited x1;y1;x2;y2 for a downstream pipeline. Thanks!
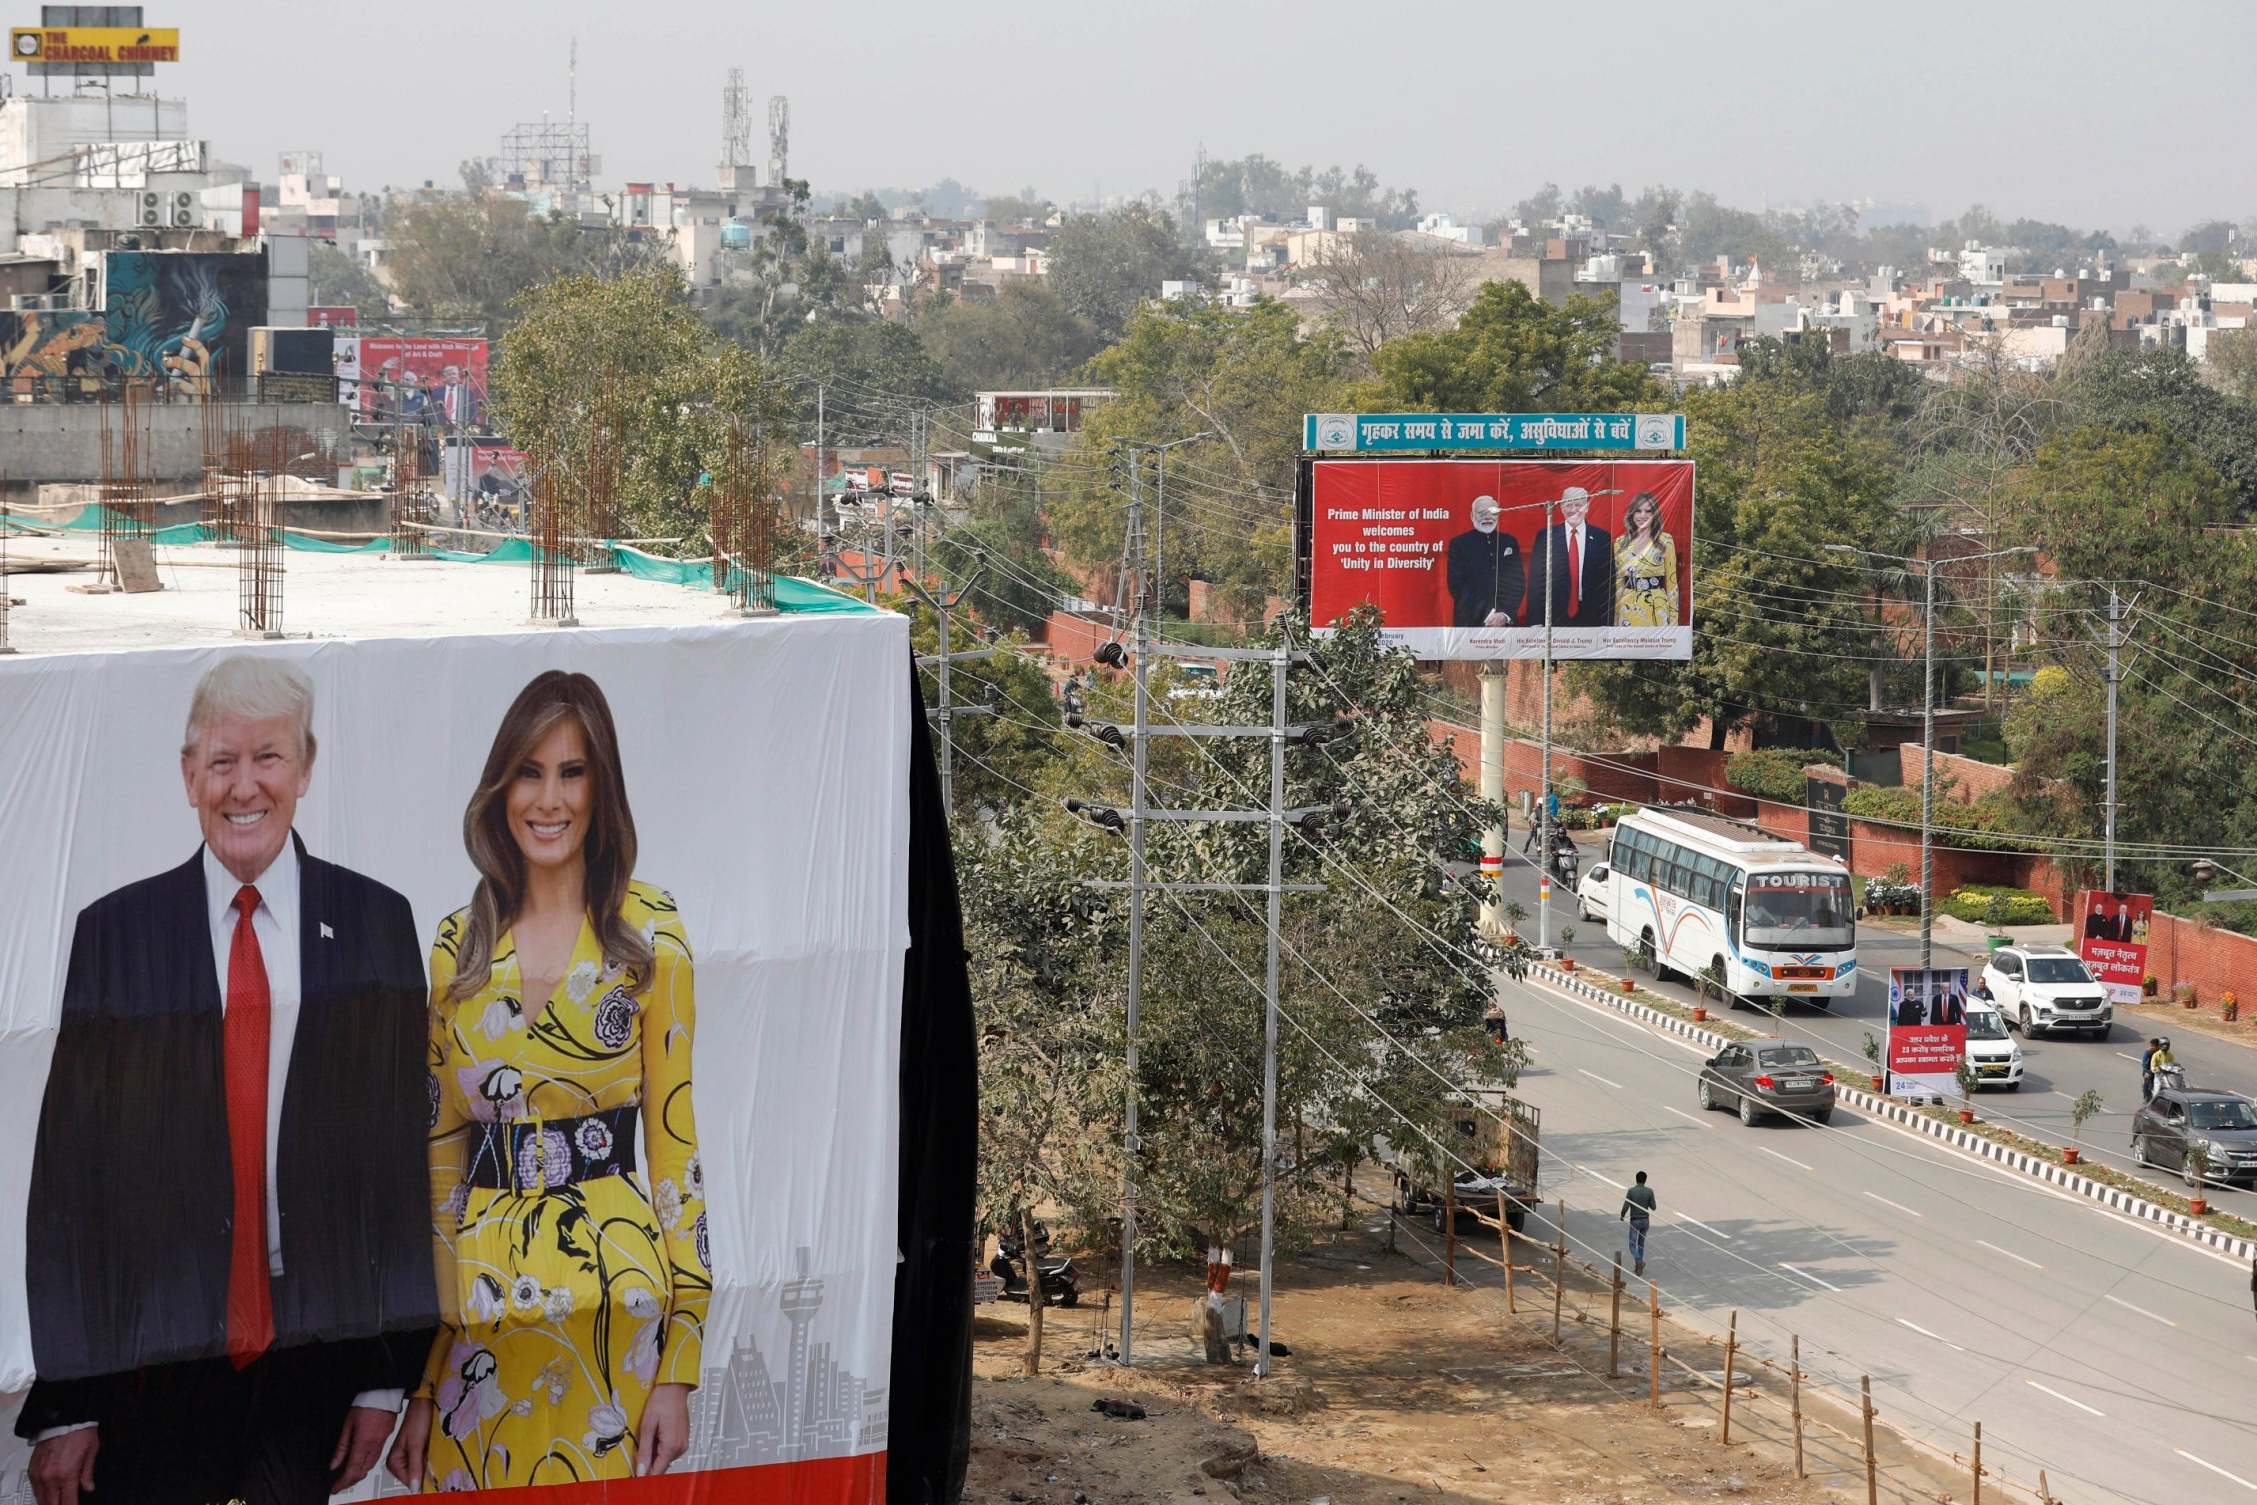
0;618;907;1501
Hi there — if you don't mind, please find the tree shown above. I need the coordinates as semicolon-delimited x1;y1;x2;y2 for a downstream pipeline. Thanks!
1572;376;1900;745
1296;230;1476;359
914;282;1104;394
2205;328;2257;405
778;318;961;442
842;190;889;223
492;263;794;540
383;193;650;333
307;242;390;318
1045;298;1354;618
956;609;1512;1264
1368;278;1668;415
981;190;1052;224
1048;203;1205;339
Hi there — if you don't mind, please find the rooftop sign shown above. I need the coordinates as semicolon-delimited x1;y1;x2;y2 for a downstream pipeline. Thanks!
11;25;179;72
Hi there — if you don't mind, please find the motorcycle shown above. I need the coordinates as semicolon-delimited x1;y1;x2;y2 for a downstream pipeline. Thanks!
991;1222;1080;1307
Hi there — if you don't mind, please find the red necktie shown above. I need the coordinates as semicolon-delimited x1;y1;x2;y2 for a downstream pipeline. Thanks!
224;884;275;1368
1567;529;1582;618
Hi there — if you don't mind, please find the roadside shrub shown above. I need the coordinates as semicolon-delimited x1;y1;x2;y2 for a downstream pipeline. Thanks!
1725;748;1836;804
1936;885;2053;925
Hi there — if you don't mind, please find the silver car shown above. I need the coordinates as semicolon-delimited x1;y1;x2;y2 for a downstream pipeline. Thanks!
1697;1042;1837;1126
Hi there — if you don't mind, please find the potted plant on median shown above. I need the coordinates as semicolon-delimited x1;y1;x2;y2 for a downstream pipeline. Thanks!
1954;1059;1980;1124
1616;947;1639;994
2184;1138;2213;1216
1692;958;1726;1022
1983;891;2014;952
1501;899;1528;945
1558;924;1578;970
2065;1088;2103;1166
1862;1031;1885;1092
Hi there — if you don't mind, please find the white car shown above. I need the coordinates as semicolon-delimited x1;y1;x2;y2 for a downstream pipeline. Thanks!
1575;861;1610;923
1980;944;2114;1039
1963;1003;2024;1089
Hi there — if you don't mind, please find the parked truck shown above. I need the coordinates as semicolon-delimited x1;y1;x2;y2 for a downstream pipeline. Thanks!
1385;1089;1541;1234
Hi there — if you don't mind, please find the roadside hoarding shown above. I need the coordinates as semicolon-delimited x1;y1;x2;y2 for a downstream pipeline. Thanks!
1297;458;1695;661
2075;889;2153;1005
306;304;360;329
441;440;531;507
355;335;489;427
0;622;911;1498
1887;967;1970;1101
10;26;180;71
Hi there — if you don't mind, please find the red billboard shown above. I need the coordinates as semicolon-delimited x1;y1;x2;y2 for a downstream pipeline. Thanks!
2076;889;2152;1005
356;336;488;427
1887;967;1969;1101
1298;459;1695;661
306;305;359;329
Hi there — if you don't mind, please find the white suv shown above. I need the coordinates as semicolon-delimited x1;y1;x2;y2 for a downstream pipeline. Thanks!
1980;945;2113;1039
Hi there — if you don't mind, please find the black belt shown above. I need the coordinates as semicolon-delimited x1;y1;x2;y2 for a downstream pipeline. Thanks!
466;1107;638;1193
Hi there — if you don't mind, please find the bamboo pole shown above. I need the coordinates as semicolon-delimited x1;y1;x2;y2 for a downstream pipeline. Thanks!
1720;1311;1738;1444
1861;1376;1877;1505
1648;1281;1661;1410
1972;1419;1982;1505
1498;1191;1515;1314
1551;1200;1566;1346
1608;1253;1623;1378
1790;1335;1804;1479
2039;1468;2053;1505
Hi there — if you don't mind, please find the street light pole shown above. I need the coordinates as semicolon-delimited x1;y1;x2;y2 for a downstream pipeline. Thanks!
1539;494;1556;956
1829;542;2033;969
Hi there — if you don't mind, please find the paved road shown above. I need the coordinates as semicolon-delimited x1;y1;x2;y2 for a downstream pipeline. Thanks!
1497;962;2257;1505
1491;839;2257;1214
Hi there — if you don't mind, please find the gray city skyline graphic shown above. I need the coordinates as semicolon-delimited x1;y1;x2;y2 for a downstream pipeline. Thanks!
0;1247;885;1501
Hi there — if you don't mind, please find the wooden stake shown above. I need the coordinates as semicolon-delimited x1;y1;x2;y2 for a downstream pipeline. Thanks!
1499;1190;1515;1314
1444;1178;1457;1287
1608;1253;1623;1378
1860;1375;1877;1505
2039;1468;2053;1505
1972;1419;1982;1505
1790;1334;1804;1479
1648;1281;1661;1410
1720;1310;1738;1444
1551;1199;1567;1346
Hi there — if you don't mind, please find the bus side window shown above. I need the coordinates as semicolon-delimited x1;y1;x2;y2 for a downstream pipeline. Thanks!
1727;885;1744;944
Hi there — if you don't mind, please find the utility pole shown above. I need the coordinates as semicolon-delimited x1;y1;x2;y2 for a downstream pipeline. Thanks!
1070;630;1328;1376
1538;494;1556;956
1918;557;1937;967
906;565;996;814
2103;588;2126;893
813;382;826;575
1477;665;1505;934
1830;541;2033;967
1118;459;1152;1368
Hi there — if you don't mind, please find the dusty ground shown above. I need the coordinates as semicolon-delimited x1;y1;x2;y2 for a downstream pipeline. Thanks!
967;1200;1994;1505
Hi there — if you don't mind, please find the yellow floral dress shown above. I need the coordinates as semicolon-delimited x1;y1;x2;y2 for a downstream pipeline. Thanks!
1616;532;1680;627
417;881;709;1490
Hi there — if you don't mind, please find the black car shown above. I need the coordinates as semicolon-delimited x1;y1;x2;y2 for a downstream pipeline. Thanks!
1697;1042;1836;1126
2131;1087;2257;1188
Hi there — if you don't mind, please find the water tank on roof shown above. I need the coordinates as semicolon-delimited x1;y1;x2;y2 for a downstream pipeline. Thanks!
720;218;753;250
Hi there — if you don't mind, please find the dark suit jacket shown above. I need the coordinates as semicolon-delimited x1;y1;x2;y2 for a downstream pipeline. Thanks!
1525;522;1615;629
1444;527;1526;627
16;837;437;1437
1892;995;1925;1027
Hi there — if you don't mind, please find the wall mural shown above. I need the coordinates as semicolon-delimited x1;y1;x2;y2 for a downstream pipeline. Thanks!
0;252;267;398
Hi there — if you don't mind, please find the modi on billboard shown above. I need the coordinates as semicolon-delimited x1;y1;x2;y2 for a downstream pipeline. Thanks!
2076;889;2153;1005
0;621;925;1502
1296;459;1695;661
1887;967;1969;1101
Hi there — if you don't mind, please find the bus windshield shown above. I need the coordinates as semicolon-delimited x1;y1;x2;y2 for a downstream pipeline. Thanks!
1740;871;1853;951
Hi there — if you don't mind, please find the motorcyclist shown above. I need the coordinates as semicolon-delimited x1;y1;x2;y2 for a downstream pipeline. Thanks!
2150;1037;2180;1096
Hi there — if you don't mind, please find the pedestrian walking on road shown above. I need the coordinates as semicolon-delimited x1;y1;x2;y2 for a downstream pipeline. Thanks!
1620;1170;1658;1277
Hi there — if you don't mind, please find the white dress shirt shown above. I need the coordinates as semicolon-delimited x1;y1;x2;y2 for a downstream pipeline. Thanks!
37;842;398;1443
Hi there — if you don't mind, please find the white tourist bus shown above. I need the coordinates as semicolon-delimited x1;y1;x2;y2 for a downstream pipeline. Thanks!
1601;805;1857;1007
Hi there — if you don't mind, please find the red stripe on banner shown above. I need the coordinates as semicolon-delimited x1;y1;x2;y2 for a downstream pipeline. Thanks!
429;1452;885;1503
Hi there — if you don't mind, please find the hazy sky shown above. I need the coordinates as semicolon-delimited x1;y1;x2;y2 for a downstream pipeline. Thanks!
146;0;2255;234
